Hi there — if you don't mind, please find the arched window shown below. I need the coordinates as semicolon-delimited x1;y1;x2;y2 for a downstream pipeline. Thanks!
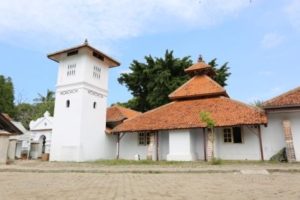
66;100;70;108
93;102;97;109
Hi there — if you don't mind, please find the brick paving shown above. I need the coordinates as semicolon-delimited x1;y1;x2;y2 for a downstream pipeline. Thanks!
0;172;300;200
1;161;300;199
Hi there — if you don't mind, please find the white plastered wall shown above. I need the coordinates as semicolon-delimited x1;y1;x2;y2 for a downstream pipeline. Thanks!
262;111;300;161
167;129;198;161
215;126;261;160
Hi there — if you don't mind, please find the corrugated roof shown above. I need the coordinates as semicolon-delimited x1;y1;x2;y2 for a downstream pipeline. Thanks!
263;86;300;109
169;75;228;100
112;97;267;133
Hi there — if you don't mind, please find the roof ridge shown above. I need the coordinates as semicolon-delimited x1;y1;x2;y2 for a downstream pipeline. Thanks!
263;86;300;107
205;75;227;93
168;76;197;98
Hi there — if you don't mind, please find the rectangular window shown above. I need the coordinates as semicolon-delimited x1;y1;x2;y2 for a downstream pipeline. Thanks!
138;132;151;145
223;127;243;144
223;128;232;143
93;66;101;79
233;127;242;143
67;64;76;77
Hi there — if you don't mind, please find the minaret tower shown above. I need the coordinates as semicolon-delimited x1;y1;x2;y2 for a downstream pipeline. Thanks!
48;40;120;161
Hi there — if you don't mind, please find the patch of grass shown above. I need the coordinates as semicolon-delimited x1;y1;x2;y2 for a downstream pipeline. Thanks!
91;159;191;166
210;158;222;165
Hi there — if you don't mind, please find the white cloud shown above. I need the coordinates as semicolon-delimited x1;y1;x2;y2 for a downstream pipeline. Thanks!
0;0;250;51
261;33;284;49
285;0;300;31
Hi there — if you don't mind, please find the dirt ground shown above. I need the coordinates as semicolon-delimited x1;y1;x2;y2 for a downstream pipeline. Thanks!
0;172;299;200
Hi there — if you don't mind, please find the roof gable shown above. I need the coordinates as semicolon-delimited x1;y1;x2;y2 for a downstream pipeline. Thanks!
168;75;228;100
263;86;300;109
29;112;54;131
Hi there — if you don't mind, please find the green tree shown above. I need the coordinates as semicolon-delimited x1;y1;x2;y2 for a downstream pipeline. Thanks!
118;50;231;112
15;90;55;128
32;89;55;120
0;75;15;117
118;50;191;111
14;103;35;129
251;100;264;108
200;111;216;160
208;58;231;87
34;89;55;103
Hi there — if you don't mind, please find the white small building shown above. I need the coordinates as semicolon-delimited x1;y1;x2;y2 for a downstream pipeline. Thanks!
29;111;53;159
262;87;300;162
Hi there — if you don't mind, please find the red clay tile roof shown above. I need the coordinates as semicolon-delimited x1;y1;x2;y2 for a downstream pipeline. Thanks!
263;86;300;109
112;97;267;133
106;105;141;123
185;61;211;73
169;75;228;100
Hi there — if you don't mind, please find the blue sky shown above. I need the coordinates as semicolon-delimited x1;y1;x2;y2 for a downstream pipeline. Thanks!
0;0;300;106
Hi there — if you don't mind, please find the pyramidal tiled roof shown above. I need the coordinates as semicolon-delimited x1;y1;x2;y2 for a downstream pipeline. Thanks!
184;61;211;73
106;105;141;123
111;59;266;133
169;75;228;100
112;97;267;133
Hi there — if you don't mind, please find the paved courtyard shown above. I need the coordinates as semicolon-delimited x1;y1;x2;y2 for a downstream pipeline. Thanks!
0;172;300;200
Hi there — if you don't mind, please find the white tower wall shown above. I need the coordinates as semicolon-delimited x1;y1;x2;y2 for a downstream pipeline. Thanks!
49;45;118;162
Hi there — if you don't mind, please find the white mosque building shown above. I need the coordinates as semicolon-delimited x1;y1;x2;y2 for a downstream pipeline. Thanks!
26;41;299;163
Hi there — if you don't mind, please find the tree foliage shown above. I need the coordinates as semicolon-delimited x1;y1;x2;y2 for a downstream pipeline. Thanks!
200;111;216;160
208;59;231;87
0;75;15;117
118;50;191;112
118;50;231;112
200;111;216;129
251;100;264;108
15;90;55;129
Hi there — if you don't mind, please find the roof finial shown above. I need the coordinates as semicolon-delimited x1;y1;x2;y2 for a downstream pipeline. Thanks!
84;39;88;45
198;54;203;62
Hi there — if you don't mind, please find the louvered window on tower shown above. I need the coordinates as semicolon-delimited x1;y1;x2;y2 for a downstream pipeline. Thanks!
93;66;101;79
67;64;76;77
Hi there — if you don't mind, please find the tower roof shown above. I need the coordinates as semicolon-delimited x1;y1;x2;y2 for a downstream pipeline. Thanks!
184;56;215;76
185;61;211;73
47;40;120;67
169;75;228;100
